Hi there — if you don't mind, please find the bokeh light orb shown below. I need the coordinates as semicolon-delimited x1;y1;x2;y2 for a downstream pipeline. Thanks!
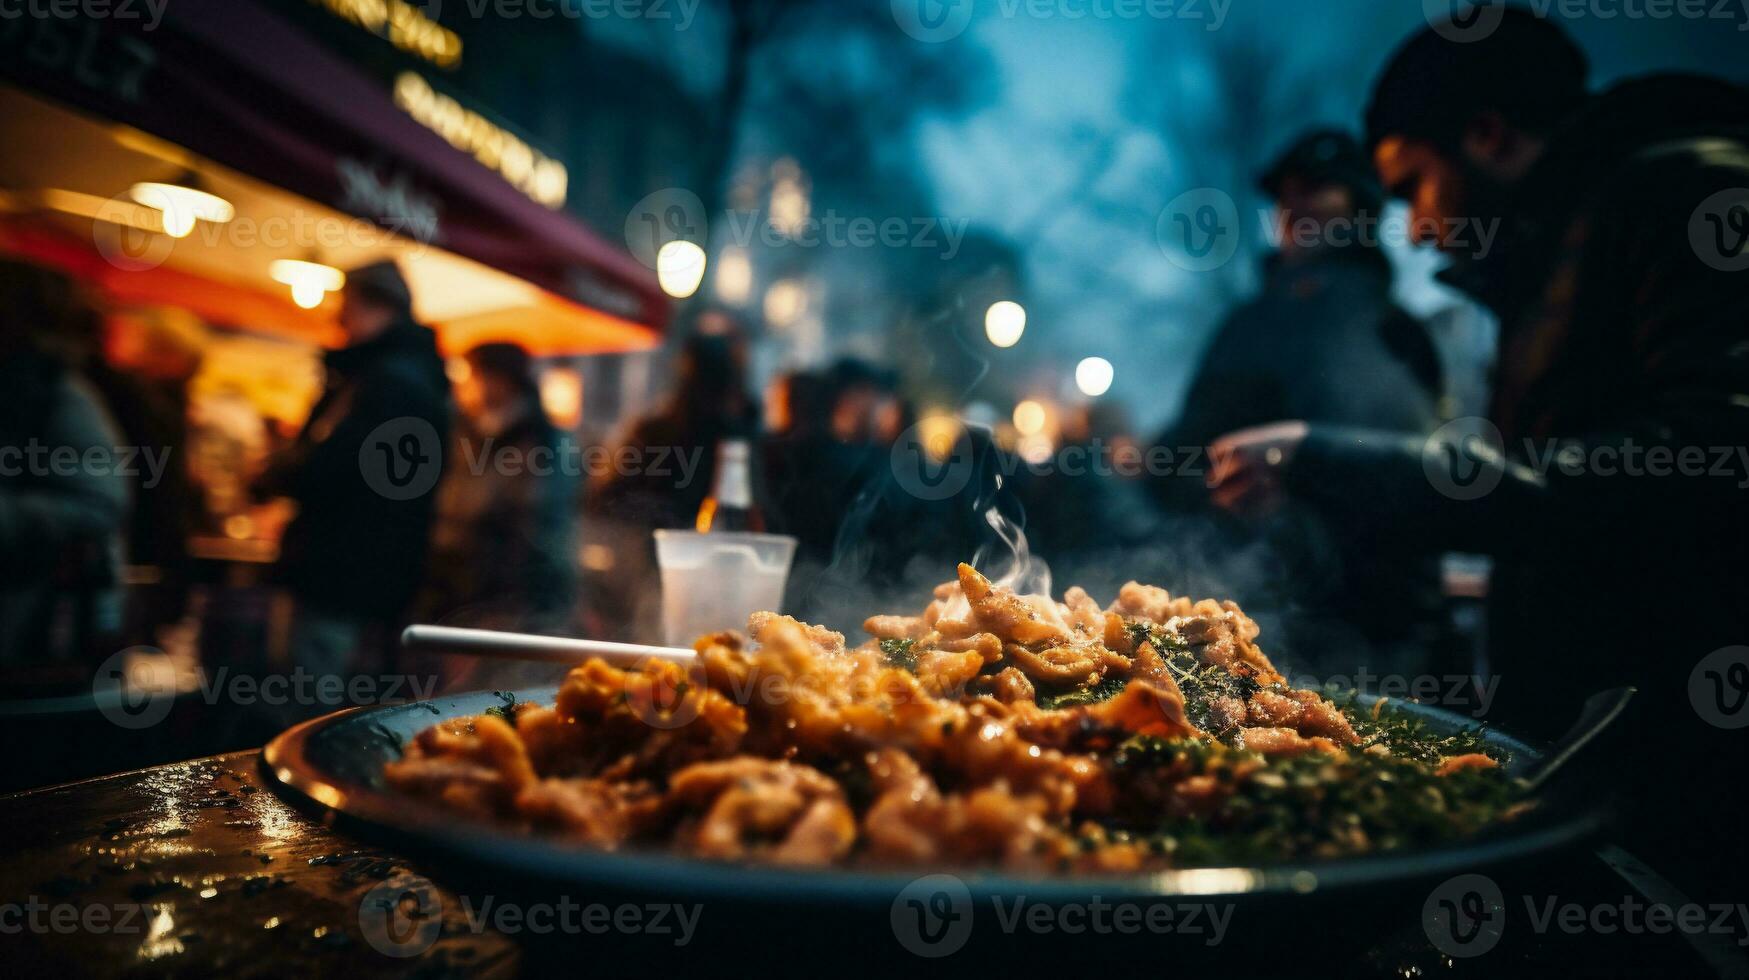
984;300;1026;348
1075;356;1114;397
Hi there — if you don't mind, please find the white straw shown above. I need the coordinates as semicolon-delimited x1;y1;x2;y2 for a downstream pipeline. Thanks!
400;625;695;668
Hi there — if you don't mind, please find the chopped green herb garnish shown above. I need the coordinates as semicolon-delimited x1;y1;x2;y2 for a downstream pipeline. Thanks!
484;691;518;724
1100;622;1524;864
1330;690;1499;765
880;638;919;672
1038;675;1128;710
1126;622;1258;732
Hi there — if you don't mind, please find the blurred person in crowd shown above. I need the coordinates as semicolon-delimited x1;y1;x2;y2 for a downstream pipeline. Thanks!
591;309;758;530
825;358;906;446
0;260;128;663
814;420;1025;628
1163;128;1442;456
420;342;578;636
85;308;204;644
762;368;831;543
1153;129;1446;667
254;260;451;682
1016;401;1158;581
1209;9;1749;898
763;369;827;441
768;360;907;614
586;310;758;638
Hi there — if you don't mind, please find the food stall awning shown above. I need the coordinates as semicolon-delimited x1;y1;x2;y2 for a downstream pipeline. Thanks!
0;0;669;349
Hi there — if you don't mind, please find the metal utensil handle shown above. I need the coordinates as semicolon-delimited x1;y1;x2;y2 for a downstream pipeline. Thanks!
1518;686;1636;792
400;625;695;668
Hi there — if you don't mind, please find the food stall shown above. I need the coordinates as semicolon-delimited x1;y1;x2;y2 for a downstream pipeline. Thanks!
0;0;668;548
0;0;666;785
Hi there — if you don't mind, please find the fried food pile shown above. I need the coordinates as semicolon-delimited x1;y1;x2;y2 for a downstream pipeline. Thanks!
386;564;1522;871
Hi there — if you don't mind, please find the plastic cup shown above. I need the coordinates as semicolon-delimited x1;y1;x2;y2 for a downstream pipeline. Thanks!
652;530;797;648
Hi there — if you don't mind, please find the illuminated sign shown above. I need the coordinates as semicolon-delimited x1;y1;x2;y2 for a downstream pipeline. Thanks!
309;0;462;68
393;72;568;210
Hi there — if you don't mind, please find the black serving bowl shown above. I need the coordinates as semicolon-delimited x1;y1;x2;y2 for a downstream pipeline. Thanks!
262;687;1610;972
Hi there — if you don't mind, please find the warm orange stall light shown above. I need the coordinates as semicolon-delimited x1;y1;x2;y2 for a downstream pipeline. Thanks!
270;259;345;310
129;182;234;238
538;366;584;429
3;217;663;357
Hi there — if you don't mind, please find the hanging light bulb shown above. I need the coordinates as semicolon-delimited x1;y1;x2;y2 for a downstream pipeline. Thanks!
290;280;327;309
129;178;233;239
271;259;345;310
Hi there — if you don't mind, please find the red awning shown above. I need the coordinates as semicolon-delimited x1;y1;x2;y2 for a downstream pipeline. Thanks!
0;0;668;336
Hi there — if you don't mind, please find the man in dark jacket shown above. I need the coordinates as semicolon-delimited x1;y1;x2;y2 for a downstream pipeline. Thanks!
257;260;451;682
1209;10;1749;900
1167;130;1443;451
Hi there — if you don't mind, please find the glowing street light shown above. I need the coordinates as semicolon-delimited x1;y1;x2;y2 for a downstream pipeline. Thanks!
128;181;233;239
984;300;1026;347
763;279;807;327
656;240;707;298
1075;356;1114;397
1013;399;1047;436
269;259;345;310
714;246;753;306
915;411;963;462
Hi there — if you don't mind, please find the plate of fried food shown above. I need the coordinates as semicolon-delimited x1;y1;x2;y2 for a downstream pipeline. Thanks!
265;563;1606;917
